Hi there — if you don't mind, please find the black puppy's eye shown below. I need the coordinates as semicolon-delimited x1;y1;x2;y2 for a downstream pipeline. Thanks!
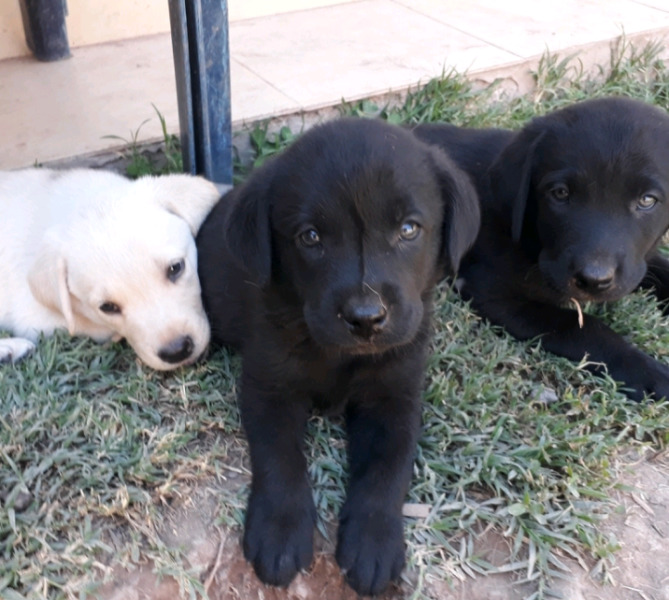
167;259;185;282
637;194;658;211
99;302;121;315
298;228;320;247
549;184;569;203
399;221;421;241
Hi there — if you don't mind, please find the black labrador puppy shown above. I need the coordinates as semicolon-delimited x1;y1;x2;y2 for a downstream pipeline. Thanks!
414;96;669;401
197;118;480;595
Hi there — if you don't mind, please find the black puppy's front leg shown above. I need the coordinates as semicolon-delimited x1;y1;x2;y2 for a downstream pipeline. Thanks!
336;366;422;596
475;293;669;402
240;369;316;587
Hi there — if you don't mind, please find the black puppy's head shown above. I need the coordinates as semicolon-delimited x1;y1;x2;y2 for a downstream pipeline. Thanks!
490;96;669;303
223;118;479;354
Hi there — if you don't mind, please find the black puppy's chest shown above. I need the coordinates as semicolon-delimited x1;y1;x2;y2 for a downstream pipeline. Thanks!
283;346;387;414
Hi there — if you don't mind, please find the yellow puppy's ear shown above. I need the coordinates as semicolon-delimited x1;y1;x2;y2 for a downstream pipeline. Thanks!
148;174;229;234
27;239;76;335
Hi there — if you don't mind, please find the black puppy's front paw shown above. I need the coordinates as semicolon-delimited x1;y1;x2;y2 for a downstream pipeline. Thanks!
622;354;669;402
243;488;316;587
609;350;669;402
335;509;405;596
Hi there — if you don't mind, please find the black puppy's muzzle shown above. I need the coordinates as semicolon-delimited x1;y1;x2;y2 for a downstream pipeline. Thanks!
339;295;388;340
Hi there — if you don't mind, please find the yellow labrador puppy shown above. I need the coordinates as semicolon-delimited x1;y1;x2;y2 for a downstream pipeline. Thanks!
0;168;225;370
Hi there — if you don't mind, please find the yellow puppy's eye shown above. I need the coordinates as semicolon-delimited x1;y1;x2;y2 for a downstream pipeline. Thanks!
99;301;121;315
167;259;185;282
637;194;658;210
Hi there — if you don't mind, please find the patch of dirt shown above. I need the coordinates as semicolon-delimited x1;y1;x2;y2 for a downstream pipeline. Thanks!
97;451;669;600
559;451;669;600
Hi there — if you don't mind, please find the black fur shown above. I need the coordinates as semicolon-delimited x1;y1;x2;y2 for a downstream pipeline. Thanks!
413;97;669;401
197;117;480;594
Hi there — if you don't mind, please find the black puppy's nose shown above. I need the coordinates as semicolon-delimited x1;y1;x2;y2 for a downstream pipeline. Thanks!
573;264;615;293
158;335;194;364
340;296;388;339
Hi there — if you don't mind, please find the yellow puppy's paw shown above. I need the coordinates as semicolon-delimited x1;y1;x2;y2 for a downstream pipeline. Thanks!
0;338;36;363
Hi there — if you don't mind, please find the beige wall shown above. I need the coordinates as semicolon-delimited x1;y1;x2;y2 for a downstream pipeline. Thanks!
0;0;357;60
0;1;26;59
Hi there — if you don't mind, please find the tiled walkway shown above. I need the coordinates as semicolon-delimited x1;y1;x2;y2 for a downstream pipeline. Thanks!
1;0;669;169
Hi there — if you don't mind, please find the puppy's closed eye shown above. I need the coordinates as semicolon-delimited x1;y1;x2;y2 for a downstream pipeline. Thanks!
167;259;186;282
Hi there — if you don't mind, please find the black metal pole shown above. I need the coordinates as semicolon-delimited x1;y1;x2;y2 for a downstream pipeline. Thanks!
168;0;233;185
18;0;70;62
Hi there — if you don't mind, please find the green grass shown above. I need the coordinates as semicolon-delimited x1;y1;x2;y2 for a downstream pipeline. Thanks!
4;36;669;600
103;104;183;178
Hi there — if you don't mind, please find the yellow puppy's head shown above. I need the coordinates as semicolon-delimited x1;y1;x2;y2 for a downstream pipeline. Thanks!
28;172;224;370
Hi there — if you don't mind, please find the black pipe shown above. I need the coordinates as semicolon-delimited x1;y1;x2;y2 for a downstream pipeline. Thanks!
19;0;70;62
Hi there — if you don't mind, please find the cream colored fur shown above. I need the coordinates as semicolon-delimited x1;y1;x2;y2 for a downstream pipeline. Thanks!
0;168;225;370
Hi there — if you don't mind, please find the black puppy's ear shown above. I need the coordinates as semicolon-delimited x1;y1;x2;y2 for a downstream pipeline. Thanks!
429;148;481;276
489;130;544;243
223;165;275;287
